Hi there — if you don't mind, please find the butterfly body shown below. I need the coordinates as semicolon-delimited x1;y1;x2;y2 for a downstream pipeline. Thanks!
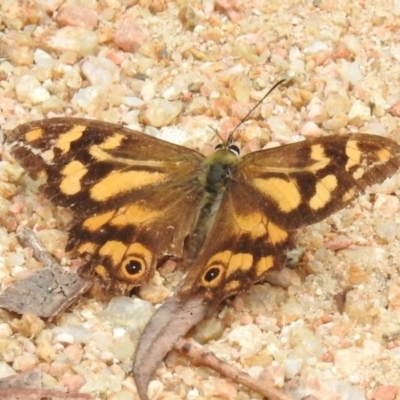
8;118;400;304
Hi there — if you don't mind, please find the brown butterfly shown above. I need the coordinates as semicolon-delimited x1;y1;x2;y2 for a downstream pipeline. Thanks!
8;118;400;305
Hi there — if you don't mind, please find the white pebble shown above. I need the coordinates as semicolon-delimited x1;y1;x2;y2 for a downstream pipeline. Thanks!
46;26;99;57
0;361;16;379
53;326;91;343
55;333;74;344
33;48;53;66
71;85;105;111
13;354;39;371
304;41;330;54
100;296;155;341
227;324;263;358
324;94;351;117
100;351;115;364
375;221;399;242
111;333;135;362
30;87;50;104
348;99;371;125
187;388;199;400
284;358;303;379
157;126;193;146
362;122;385;135
81;56;118;86
121;96;144;107
4;252;25;267
267;116;292;138
141;80;156;102
162;85;181;101
369;91;387;117
91;331;112;351
113;328;126;339
11;266;26;277
64;69;83;89
338;61;363;83
300;121;322;137
322;113;349;130
0;323;12;338
343;35;363;55
248;365;263;379
140;98;183;128
147;380;164;400
15;75;40;102
0;61;14;74
122;110;140;125
288;324;323;360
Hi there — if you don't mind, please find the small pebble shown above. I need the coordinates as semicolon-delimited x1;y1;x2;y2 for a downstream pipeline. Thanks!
12;353;39;371
37;340;56;363
0;361;16;379
324;93;351;117
45;26;99;56
227;324;263;358
13;313;45;338
56;6;98;29
0;323;12;338
348;99;371;125
139;98;183;128
81;56;118;86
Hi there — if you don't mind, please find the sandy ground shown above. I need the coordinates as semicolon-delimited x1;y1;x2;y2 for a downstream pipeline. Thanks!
0;0;400;399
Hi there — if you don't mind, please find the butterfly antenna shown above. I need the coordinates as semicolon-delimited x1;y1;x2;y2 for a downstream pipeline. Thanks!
228;78;286;143
209;125;225;143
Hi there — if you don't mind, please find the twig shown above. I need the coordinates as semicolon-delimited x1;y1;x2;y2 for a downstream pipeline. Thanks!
0;371;95;400
17;228;59;268
176;338;294;400
0;387;94;399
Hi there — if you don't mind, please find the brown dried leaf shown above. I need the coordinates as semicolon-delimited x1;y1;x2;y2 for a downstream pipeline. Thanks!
132;292;212;400
0;229;91;320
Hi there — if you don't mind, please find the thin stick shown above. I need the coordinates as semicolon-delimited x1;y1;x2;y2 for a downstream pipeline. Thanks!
176;338;294;400
17;228;59;268
0;387;94;399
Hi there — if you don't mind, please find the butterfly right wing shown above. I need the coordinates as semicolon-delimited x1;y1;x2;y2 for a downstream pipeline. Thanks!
8;118;206;297
178;133;400;303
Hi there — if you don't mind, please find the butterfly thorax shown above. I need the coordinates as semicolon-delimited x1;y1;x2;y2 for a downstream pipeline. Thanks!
201;147;239;194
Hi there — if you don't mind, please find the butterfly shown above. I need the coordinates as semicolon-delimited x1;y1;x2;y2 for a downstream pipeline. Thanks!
7;117;400;305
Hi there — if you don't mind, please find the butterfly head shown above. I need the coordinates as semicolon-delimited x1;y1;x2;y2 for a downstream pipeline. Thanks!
214;141;240;156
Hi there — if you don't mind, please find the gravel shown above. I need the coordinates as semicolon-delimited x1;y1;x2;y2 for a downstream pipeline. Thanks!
0;0;400;399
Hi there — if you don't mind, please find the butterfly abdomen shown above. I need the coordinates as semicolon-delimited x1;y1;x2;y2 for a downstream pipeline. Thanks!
181;149;239;266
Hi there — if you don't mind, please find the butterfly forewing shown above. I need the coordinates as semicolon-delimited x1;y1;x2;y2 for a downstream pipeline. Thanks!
9;118;206;296
239;134;400;229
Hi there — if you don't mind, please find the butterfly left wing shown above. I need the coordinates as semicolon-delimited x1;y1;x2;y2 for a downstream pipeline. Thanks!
179;133;400;303
8;118;206;297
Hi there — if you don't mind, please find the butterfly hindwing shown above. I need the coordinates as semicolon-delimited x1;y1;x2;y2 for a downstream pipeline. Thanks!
178;178;290;302
9;118;206;296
